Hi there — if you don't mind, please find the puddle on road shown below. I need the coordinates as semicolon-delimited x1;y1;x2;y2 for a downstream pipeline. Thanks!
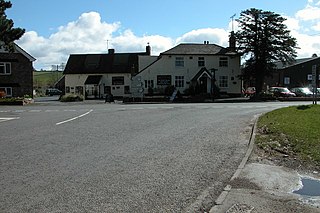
293;178;320;196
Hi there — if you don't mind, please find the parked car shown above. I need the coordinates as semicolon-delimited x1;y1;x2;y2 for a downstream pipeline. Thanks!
46;88;62;96
290;87;313;97
268;87;296;97
309;88;320;94
244;87;256;97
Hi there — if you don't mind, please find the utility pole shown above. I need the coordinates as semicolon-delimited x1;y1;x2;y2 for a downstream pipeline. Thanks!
230;14;236;31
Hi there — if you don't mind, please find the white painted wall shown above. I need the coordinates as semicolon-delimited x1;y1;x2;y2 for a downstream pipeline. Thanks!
65;73;132;98
137;54;242;95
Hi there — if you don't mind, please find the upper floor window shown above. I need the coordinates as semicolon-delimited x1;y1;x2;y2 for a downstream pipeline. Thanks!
175;57;184;67
198;57;205;67
112;76;124;85
0;62;11;75
219;57;228;67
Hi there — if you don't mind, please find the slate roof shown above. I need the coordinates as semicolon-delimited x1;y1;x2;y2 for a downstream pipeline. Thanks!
64;52;147;75
84;75;102;84
275;57;320;70
161;43;229;55
191;67;213;82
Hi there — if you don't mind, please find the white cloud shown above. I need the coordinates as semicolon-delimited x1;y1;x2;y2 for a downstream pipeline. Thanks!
284;16;300;31
296;5;320;21
17;12;173;70
312;22;320;31
17;11;232;70
292;32;320;57
176;28;229;47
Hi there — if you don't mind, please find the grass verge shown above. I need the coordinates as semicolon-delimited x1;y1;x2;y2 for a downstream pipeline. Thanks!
256;105;320;166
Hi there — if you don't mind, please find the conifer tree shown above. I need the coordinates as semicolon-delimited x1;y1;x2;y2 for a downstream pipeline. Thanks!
0;0;25;52
235;8;297;96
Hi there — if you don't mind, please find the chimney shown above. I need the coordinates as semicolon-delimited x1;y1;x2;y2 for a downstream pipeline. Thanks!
146;44;151;55
108;49;115;54
229;31;236;51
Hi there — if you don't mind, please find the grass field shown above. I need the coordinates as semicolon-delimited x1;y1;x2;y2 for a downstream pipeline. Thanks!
256;105;320;164
33;71;63;88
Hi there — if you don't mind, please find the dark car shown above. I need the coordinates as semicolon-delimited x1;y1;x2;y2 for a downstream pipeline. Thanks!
268;87;296;97
46;88;62;96
290;87;313;97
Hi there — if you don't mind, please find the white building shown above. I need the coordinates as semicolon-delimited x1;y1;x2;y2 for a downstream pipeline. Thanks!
63;32;242;99
135;33;242;97
63;48;151;99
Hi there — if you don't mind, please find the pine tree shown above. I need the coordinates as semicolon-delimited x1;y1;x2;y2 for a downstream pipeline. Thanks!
0;0;25;52
235;8;297;96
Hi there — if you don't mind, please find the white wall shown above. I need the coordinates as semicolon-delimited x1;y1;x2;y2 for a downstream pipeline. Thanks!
137;54;242;95
65;73;132;97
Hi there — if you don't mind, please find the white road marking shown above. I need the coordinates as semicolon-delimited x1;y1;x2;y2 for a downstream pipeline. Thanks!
0;117;20;123
56;110;93;126
45;110;59;112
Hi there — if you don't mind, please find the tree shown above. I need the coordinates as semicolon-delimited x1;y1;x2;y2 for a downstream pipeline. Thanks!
235;8;297;96
0;0;25;52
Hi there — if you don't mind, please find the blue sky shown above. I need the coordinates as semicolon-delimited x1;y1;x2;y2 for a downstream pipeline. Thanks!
7;0;320;70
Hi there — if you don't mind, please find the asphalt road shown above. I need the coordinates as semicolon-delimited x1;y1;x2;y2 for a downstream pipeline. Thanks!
0;101;310;212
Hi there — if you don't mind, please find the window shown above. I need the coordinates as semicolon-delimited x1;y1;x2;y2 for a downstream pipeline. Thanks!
175;76;184;87
198;57;205;67
175;57;184;67
157;75;171;85
219;57;228;67
284;77;290;85
112;76;124;85
75;86;84;95
219;76;228;88
0;62;11;75
144;80;154;88
0;87;12;97
66;86;70;93
307;74;313;80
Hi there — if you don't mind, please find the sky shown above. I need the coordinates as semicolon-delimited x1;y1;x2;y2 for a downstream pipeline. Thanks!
6;0;320;70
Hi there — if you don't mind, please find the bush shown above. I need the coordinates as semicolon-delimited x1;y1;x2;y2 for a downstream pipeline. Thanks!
164;85;175;96
60;94;84;102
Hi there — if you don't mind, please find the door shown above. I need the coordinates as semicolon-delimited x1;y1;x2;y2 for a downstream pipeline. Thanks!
199;76;208;94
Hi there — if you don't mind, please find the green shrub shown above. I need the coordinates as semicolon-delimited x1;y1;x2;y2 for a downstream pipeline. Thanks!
0;97;23;102
164;85;175;96
60;94;84;102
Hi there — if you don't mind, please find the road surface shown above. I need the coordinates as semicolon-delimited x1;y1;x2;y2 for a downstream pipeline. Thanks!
0;101;309;212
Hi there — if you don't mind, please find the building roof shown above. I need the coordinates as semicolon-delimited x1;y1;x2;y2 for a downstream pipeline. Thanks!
191;67;213;82
275;56;320;70
161;43;229;55
14;44;36;62
84;75;102;85
64;52;147;75
0;42;36;62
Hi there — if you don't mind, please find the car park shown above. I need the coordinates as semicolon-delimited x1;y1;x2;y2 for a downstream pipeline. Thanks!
45;88;62;96
268;87;296;97
290;87;313;97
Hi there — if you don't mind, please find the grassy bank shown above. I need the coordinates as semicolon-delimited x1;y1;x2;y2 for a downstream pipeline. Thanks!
256;105;320;165
34;71;63;88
